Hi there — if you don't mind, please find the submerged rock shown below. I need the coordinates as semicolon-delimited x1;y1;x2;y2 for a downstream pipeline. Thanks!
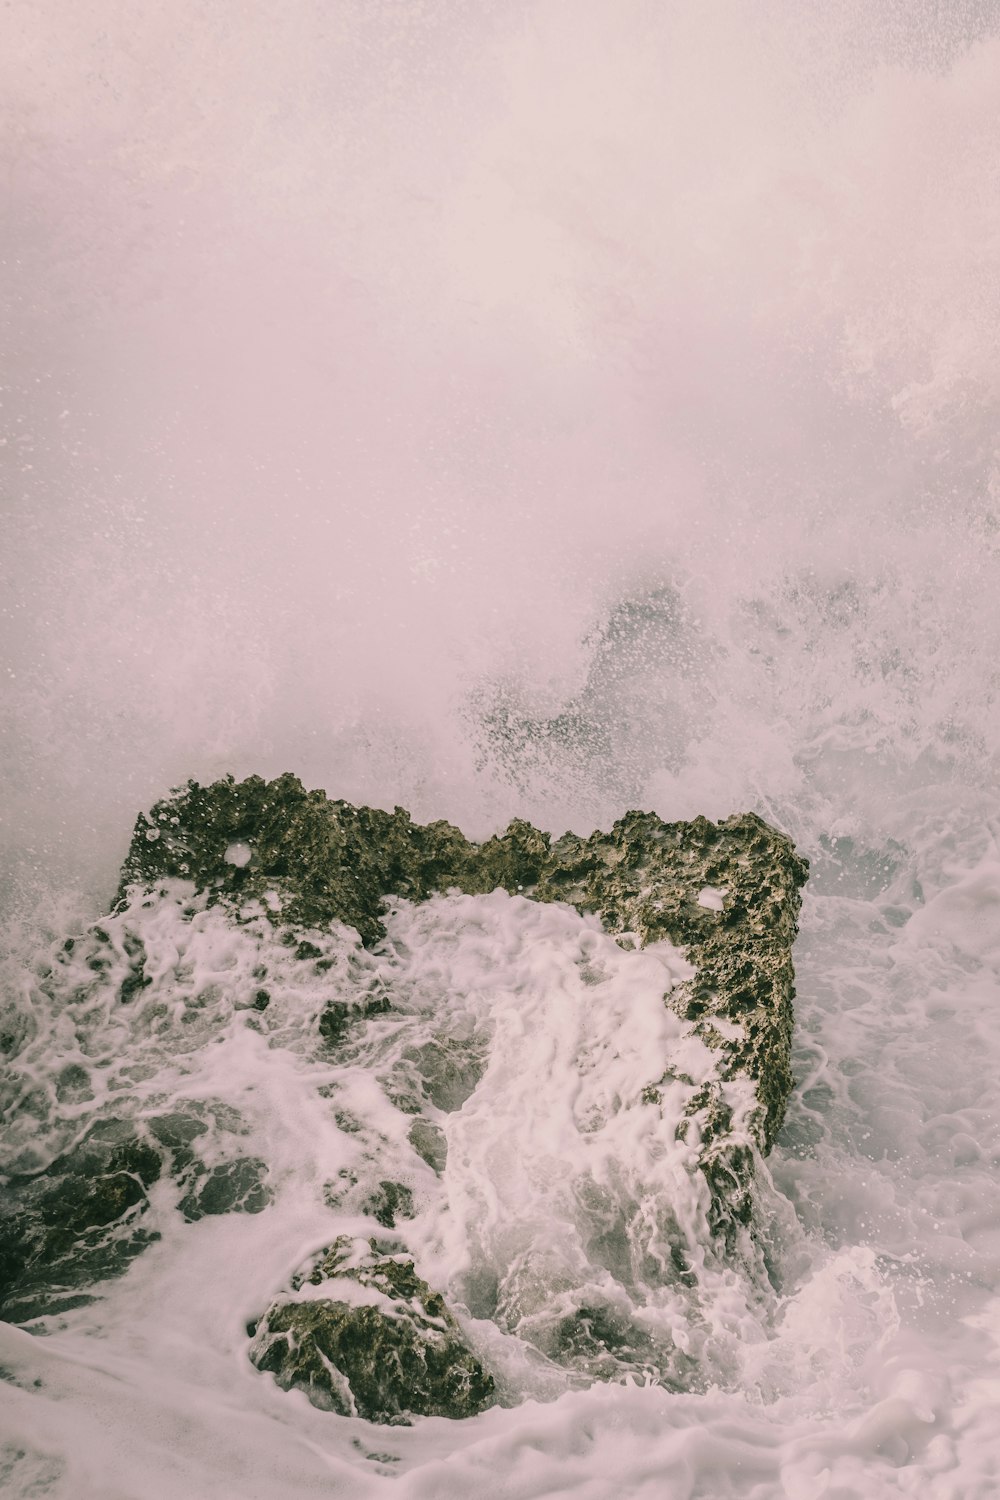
249;1236;496;1423
0;1118;162;1322
0;1103;273;1322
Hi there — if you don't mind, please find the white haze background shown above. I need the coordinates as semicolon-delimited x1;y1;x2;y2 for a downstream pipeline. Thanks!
4;2;1000;1497
3;0;999;905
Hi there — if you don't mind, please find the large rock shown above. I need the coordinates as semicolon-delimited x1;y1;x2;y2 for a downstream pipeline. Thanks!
120;774;807;1234
121;775;806;1141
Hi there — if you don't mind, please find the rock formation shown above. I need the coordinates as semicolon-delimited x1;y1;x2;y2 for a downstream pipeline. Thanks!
2;772;807;1424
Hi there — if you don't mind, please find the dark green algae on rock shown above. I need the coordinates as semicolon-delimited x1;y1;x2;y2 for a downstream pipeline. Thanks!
121;771;807;1164
249;1237;496;1423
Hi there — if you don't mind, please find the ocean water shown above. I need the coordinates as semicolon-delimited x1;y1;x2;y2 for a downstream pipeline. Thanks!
3;2;1000;1495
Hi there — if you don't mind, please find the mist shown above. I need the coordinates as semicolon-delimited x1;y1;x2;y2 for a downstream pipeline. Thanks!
4;0;1000;922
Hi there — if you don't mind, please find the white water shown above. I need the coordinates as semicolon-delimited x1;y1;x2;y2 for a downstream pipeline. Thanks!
4;2;1000;1495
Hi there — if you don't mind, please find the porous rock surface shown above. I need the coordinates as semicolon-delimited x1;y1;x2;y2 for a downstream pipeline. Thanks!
249;1236;496;1422
121;772;807;1160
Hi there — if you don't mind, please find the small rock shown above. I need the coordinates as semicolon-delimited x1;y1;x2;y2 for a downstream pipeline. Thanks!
250;1237;495;1423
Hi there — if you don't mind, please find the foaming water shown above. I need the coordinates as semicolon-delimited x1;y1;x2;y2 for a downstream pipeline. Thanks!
4;1;1000;1495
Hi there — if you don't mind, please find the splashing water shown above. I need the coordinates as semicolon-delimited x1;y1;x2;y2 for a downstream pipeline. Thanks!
3;1;1000;1495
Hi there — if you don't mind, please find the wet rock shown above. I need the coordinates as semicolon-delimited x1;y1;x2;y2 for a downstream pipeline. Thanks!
379;1037;485;1122
177;1157;272;1220
408;1119;448;1174
120;773;806;1242
532;809;807;1156
249;1236;495;1423
0;1106;273;1321
116;771;478;948
359;1179;415;1229
54;1064;93;1105
120;781;804;1144
547;1302;682;1385
318;990;391;1045
118;932;150;1004
147;1110;210;1153
117;775;559;949
402;1038;485;1113
0;1118;162;1322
